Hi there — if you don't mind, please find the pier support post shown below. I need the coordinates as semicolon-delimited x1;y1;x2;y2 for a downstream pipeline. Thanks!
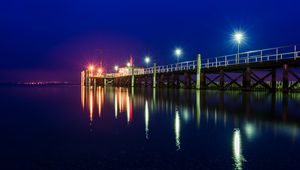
104;78;107;87
94;79;96;87
159;74;164;87
81;71;85;86
88;78;91;86
282;93;289;120
153;63;156;88
86;70;90;86
200;72;206;89
271;69;276;92
184;72;191;88
196;54;201;90
243;67;251;91
283;64;289;93
220;70;224;90
174;74;180;88
166;74;170;87
131;67;135;87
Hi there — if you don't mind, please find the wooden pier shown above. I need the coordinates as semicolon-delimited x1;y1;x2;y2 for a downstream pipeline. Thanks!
81;45;300;93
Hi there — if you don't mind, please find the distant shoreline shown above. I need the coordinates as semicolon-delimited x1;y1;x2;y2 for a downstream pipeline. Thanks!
0;82;79;87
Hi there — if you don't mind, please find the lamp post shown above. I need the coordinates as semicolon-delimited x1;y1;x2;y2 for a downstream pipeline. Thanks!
233;32;244;64
175;48;182;63
114;65;118;72
88;65;94;76
144;56;150;67
97;68;102;76
174;48;182;70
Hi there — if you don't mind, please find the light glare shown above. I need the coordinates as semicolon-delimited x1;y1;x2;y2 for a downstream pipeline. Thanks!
234;32;244;44
88;65;94;71
175;48;182;57
145;56;150;64
114;65;119;71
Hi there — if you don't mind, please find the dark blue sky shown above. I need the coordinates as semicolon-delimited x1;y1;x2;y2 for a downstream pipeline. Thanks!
0;0;299;83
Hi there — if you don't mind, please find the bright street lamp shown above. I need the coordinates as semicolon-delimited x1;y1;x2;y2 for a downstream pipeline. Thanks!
144;56;150;67
174;48;182;63
233;31;244;63
88;65;94;72
114;65;119;71
97;68;102;75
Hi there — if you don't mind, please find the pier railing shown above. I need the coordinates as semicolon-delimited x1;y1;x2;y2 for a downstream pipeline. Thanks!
89;45;299;77
144;45;299;74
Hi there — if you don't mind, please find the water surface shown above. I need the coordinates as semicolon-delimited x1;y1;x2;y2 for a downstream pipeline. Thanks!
1;86;300;169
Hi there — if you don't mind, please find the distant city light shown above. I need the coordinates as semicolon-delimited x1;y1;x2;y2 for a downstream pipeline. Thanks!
114;65;119;71
127;62;131;67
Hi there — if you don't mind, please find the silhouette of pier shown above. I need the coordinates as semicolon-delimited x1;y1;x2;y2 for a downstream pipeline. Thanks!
81;45;300;92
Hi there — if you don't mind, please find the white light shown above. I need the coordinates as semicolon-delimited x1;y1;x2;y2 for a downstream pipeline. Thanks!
145;100;149;139
175;108;181;151
88;65;94;71
114;65;119;71
127;62;131;67
233;128;245;170
144;56;150;64
234;32;244;44
175;48;182;57
245;123;256;140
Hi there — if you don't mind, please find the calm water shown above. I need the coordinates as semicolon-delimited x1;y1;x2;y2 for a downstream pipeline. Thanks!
1;86;300;169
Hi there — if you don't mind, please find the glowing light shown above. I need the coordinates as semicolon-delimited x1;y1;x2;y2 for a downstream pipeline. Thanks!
144;56;150;64
88;65;94;71
126;91;132;124
114;65;119;71
114;90;118;119
233;128;245;170
97;87;102;117
174;48;182;57
81;85;85;110
183;108;189;122
174;48;183;63
244;123;256;140
175;108;181;151
233;32;244;44
127;62;131;67
196;90;201;128
145;100;149;139
89;88;94;123
97;68;102;74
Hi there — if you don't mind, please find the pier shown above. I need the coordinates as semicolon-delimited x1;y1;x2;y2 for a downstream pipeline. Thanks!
81;45;300;92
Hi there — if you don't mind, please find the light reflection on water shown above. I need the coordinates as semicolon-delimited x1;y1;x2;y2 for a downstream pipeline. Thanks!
80;86;300;169
175;107;181;151
2;86;300;169
233;129;245;170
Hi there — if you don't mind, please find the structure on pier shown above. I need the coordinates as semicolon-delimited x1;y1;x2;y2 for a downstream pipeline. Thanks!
81;45;300;92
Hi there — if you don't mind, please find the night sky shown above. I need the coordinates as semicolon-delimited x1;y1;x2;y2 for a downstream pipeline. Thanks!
0;0;299;83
